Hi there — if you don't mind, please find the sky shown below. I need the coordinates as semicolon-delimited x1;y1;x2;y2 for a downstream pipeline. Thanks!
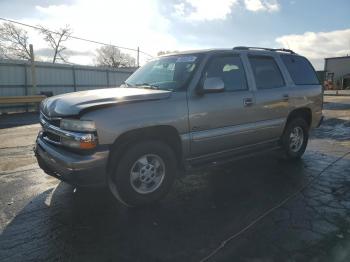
0;0;349;69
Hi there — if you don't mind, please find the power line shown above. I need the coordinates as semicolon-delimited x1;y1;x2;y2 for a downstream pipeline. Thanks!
0;17;154;57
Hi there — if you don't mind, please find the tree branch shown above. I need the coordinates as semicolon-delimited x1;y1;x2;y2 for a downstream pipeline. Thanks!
0;22;31;60
39;24;72;63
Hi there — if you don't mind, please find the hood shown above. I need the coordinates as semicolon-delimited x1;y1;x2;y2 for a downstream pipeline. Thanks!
41;87;172;117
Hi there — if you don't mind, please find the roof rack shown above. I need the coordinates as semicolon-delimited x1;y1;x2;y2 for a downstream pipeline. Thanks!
233;46;295;54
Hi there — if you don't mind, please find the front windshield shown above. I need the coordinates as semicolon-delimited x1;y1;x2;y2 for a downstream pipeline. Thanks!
125;54;200;91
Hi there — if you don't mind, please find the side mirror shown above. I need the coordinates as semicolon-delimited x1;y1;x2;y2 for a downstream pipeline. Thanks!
200;77;225;94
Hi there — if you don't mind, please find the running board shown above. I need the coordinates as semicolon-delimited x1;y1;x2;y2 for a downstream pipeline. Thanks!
185;142;281;170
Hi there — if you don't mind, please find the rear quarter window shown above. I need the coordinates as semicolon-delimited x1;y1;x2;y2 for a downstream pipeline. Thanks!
281;55;320;85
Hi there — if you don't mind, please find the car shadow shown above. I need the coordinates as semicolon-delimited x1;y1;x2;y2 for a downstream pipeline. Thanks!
0;152;322;262
0;112;39;129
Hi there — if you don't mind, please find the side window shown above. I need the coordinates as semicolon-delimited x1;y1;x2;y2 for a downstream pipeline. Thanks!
281;55;320;85
249;56;285;89
204;55;247;91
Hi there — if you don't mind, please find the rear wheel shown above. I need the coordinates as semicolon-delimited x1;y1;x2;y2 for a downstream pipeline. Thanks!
281;118;309;159
108;140;177;207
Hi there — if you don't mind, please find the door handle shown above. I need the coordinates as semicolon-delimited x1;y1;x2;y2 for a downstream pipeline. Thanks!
282;94;289;101
243;98;254;107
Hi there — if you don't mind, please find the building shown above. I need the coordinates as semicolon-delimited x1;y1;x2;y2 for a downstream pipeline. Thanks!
316;70;325;83
324;56;350;90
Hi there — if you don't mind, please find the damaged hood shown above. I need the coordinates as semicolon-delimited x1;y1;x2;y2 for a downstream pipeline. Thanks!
41;87;172;117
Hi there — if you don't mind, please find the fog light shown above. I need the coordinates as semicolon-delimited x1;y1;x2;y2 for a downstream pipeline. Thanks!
79;134;98;149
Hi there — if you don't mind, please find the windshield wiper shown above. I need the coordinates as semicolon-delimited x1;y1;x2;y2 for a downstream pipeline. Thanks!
134;83;160;90
121;81;131;88
132;83;173;91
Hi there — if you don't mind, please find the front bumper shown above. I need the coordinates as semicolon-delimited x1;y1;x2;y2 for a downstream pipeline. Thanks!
35;136;109;187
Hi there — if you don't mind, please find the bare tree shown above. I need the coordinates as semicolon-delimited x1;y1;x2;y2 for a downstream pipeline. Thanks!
0;22;31;60
0;46;6;59
95;45;136;68
39;25;72;63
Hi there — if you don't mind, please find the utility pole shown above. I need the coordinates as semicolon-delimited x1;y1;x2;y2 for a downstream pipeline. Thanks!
29;44;37;95
137;46;140;68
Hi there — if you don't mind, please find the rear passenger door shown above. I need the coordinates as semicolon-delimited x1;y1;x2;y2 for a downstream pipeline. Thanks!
247;55;290;141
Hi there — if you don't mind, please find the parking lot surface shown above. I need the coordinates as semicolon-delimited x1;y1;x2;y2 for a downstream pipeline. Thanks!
1;96;350;262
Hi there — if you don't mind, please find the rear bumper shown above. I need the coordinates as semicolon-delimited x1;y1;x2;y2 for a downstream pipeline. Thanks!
34;136;109;187
311;110;324;129
317;115;324;128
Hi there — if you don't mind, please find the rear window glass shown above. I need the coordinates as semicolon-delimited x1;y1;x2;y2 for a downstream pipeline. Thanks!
249;56;285;89
281;55;320;85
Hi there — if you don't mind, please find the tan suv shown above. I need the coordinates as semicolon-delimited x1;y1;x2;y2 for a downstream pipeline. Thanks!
35;47;323;206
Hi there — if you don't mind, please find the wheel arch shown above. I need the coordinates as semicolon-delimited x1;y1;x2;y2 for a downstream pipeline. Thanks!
106;125;183;176
285;107;312;131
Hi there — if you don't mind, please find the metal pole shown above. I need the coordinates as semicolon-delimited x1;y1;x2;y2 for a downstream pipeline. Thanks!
106;69;110;87
24;64;28;112
137;46;140;68
72;66;77;92
29;44;37;95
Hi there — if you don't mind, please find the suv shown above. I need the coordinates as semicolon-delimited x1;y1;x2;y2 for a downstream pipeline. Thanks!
35;47;323;207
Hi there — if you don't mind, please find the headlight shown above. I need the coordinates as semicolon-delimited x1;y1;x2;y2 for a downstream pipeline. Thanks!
60;119;96;132
61;134;98;149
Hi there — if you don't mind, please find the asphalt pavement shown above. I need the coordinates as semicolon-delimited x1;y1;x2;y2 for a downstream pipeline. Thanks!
0;96;350;262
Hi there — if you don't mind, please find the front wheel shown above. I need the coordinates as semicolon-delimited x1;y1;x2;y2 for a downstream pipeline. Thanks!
281;118;309;159
108;140;177;207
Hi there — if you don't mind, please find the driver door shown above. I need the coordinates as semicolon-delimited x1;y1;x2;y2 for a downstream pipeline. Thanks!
188;54;259;157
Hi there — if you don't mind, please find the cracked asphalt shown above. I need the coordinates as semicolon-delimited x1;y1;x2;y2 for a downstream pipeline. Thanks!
1;96;350;262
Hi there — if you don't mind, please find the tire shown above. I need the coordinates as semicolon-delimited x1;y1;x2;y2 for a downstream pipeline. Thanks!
108;140;177;207
281;118;309;160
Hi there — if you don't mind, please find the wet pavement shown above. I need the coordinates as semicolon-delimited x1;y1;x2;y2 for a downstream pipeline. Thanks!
0;96;350;262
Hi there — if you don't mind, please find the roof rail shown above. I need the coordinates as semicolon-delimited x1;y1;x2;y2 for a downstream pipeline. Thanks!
233;46;295;54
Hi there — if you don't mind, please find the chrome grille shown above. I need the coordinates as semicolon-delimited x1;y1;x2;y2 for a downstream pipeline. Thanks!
40;112;63;145
39;111;98;148
40;113;61;128
44;131;61;143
